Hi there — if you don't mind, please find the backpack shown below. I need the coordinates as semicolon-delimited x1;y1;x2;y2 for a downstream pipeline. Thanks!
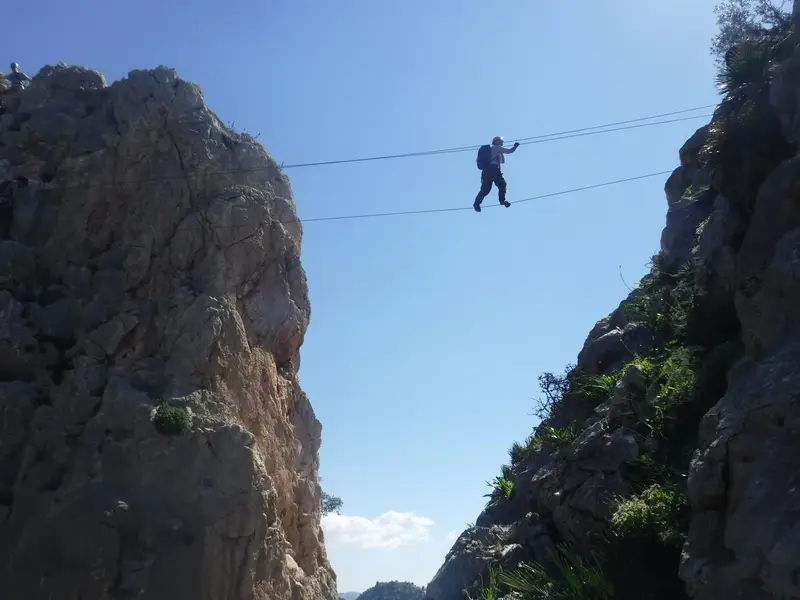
476;145;492;170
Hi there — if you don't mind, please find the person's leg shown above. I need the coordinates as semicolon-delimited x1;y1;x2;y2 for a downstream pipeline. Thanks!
473;169;493;211
495;169;510;207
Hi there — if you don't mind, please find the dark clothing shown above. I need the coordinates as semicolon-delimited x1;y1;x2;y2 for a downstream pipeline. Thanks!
475;164;507;206
7;71;30;90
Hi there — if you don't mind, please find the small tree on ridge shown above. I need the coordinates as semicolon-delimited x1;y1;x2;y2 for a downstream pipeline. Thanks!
710;0;792;62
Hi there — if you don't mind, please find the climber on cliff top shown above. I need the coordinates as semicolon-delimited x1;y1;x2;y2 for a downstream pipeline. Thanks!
473;136;519;212
7;62;31;91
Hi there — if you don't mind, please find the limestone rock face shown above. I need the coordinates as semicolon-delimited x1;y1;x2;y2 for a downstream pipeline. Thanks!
0;64;335;600
678;37;800;600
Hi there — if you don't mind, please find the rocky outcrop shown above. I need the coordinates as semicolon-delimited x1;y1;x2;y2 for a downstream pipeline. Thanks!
0;64;336;600
357;581;425;600
427;8;800;600
678;40;800;599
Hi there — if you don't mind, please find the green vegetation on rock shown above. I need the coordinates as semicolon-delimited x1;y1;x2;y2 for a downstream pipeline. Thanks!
465;546;614;600
612;484;688;546
710;0;792;62
531;423;580;450
574;370;623;405
152;404;191;436
321;491;343;516
485;465;514;501
357;581;425;600
500;545;613;600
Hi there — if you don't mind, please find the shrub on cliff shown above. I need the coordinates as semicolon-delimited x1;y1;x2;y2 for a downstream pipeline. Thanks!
649;346;699;437
625;261;696;345
606;483;691;600
531;365;574;420
152;404;191;436
321;492;343;516
612;484;688;546
710;0;791;63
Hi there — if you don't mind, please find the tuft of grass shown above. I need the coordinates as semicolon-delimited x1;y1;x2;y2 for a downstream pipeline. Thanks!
624;356;659;380
498;544;614;600
464;566;501;600
510;423;581;467
611;484;687;546
509;431;538;465
574;370;623;404
508;440;526;464
484;465;514;501
682;184;712;204
153;404;191;436
532;423;580;451
574;358;657;407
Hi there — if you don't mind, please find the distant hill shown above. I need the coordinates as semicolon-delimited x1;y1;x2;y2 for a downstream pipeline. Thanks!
357;581;425;600
340;593;361;600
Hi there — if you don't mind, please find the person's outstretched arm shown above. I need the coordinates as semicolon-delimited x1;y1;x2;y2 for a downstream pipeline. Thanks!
500;142;520;154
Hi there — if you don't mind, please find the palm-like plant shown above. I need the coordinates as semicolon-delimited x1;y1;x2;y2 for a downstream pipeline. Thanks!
498;544;614;600
484;475;514;500
531;424;579;451
715;38;775;99
574;371;622;404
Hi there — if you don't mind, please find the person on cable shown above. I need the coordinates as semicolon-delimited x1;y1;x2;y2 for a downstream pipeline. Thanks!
7;62;31;91
473;136;519;212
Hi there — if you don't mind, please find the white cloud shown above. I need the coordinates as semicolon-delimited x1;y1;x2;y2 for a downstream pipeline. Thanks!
446;530;459;541
322;511;434;549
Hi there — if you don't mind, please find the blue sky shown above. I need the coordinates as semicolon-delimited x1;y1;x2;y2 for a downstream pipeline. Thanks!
9;0;721;592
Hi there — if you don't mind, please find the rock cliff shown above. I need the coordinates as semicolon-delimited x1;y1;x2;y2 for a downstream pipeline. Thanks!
427;8;800;600
0;64;336;600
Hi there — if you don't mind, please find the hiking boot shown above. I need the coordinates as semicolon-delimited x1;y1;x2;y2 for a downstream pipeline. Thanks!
473;201;481;212
501;201;511;208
